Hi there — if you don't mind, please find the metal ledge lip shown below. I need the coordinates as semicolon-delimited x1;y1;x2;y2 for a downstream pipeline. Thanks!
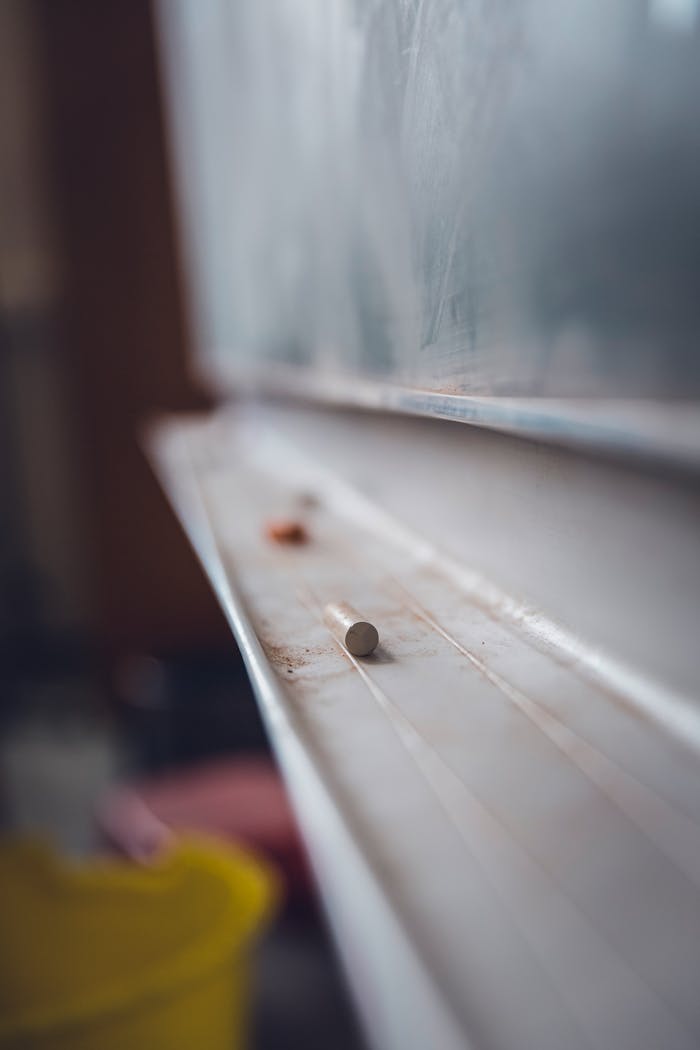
200;358;700;472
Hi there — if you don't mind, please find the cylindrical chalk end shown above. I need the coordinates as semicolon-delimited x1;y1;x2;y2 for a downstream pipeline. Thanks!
323;601;379;657
345;620;379;657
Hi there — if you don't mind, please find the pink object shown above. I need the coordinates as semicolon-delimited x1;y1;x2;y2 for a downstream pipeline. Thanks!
99;759;312;902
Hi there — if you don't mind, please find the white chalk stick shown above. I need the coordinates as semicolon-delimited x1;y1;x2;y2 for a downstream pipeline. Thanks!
323;601;379;657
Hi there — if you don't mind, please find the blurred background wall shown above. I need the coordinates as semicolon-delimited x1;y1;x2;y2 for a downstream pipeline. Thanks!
0;0;230;705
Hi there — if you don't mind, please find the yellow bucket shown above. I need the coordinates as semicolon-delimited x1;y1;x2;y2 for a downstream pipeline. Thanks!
0;836;277;1050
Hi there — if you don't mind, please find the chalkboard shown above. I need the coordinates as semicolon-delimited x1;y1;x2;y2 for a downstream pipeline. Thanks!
157;0;700;402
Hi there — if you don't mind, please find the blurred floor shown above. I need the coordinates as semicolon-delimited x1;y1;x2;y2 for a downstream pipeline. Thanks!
255;914;367;1050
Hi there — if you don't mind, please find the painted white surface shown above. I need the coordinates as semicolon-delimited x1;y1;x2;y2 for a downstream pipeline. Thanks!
151;406;700;1050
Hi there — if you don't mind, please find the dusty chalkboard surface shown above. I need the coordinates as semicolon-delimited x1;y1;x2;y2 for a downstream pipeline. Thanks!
158;0;700;402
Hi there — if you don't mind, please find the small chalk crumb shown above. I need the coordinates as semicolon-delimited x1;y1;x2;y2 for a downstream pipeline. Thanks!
265;519;309;545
